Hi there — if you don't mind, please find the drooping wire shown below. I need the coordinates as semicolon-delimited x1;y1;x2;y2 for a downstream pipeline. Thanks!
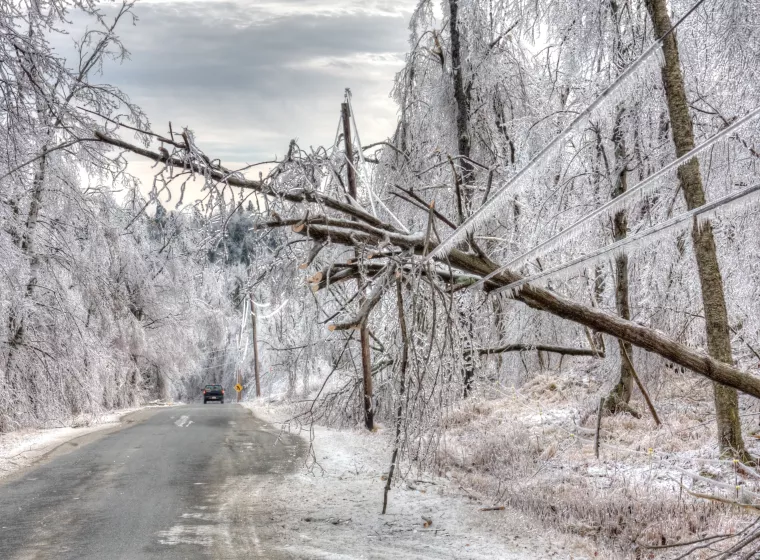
469;105;760;291
424;0;710;261
490;181;760;296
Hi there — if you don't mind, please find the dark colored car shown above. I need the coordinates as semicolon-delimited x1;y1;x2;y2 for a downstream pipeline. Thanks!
203;384;224;404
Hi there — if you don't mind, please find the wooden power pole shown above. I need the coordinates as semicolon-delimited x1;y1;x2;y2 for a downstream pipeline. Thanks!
341;100;374;431
341;102;358;201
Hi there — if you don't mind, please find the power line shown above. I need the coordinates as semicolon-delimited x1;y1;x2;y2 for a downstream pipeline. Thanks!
491;181;760;296
470;105;760;290
424;0;710;261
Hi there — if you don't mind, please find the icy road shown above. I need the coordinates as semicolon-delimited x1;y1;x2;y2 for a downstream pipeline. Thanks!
0;404;590;559
0;404;304;559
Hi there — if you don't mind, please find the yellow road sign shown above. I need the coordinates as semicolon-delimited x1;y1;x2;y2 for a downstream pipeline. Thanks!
234;384;243;392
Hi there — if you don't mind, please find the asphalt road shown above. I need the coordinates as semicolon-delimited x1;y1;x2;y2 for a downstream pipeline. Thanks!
0;404;305;559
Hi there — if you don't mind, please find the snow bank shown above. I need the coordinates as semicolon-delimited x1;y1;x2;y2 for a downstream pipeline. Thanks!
238;401;602;559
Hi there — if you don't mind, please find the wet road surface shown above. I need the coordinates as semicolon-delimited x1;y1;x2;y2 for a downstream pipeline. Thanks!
0;404;304;559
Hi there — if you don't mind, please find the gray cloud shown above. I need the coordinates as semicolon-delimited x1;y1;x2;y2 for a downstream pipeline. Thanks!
82;0;415;165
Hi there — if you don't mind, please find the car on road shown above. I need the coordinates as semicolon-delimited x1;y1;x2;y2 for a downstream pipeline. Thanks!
203;385;225;404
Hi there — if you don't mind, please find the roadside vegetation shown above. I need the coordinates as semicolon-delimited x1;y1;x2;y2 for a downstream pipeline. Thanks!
2;0;760;557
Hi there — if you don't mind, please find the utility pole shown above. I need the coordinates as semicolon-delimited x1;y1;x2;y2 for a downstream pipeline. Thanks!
250;292;261;398
341;98;374;431
341;102;358;202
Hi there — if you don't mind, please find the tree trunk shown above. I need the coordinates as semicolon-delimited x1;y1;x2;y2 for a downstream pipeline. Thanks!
479;343;602;357
448;0;476;396
360;325;374;430
645;0;748;460
590;265;607;354
6;147;48;376
448;0;474;195
606;108;636;413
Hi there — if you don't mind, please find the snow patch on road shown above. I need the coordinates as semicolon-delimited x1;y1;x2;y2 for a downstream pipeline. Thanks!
181;512;216;521
157;523;216;546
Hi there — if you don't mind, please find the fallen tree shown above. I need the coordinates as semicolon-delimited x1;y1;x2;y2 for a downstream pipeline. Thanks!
95;131;760;400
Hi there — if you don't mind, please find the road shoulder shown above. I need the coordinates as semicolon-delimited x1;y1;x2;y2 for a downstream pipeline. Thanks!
237;401;607;560
0;402;178;483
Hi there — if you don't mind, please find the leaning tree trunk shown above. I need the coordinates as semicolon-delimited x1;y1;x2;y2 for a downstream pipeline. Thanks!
383;275;410;514
98;129;760;401
645;0;747;459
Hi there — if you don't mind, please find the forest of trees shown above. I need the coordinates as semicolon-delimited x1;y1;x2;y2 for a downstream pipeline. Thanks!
3;0;760;555
0;0;259;429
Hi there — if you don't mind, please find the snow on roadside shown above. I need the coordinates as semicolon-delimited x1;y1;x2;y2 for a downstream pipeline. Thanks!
0;400;180;480
239;401;606;560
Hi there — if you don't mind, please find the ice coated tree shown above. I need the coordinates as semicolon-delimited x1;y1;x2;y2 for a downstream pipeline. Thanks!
382;0;760;455
0;0;246;430
94;0;760;467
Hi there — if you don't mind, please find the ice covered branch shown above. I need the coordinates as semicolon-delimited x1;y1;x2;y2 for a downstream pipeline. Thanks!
94;131;392;230
329;265;395;331
478;343;603;357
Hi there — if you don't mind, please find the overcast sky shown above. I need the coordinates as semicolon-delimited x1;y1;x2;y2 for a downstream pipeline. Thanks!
76;0;416;190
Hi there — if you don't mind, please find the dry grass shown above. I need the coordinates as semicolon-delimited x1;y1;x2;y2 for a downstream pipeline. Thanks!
434;370;760;559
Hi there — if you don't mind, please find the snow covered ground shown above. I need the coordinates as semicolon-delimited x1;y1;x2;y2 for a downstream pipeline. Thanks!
0;401;179;481
238;401;607;559
434;372;760;557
